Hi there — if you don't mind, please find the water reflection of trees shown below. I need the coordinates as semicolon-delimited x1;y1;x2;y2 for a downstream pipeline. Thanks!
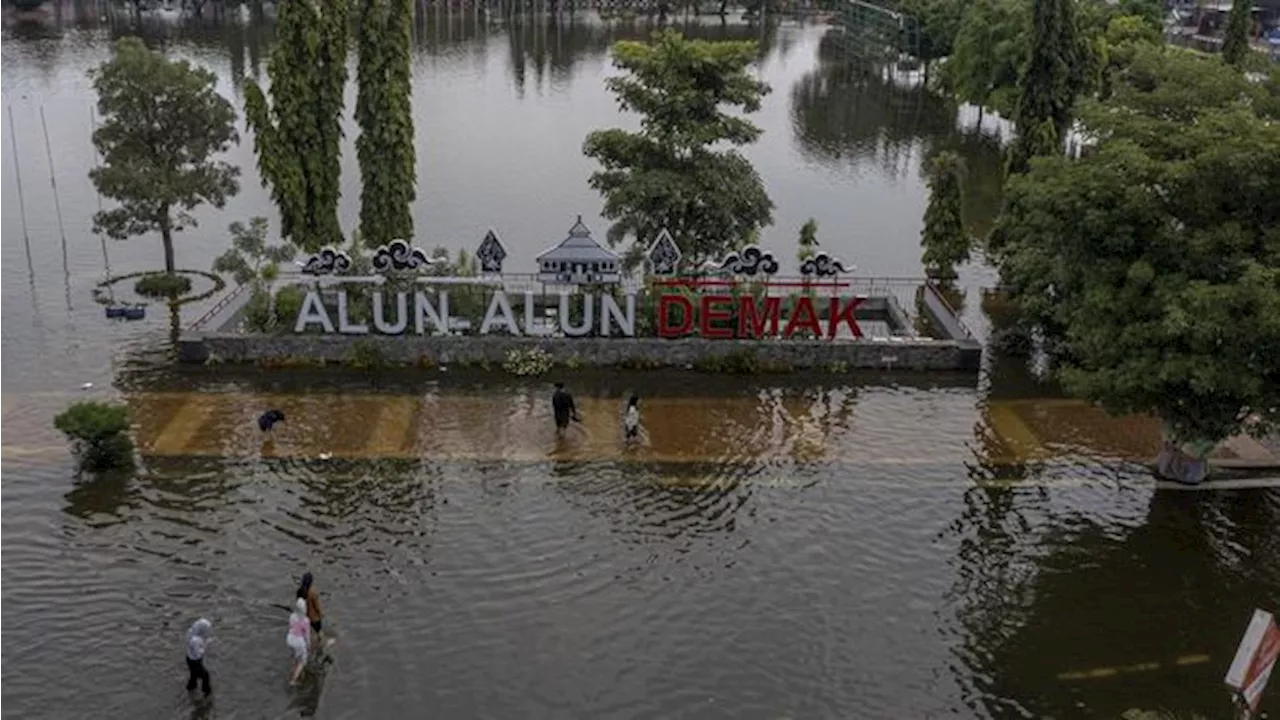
944;487;1280;718
790;30;1004;238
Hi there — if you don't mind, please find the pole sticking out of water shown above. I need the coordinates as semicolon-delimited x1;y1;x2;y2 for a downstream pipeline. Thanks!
40;105;71;283
8;105;35;273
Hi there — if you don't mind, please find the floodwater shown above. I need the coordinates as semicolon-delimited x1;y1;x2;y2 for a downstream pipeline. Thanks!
3;6;1280;720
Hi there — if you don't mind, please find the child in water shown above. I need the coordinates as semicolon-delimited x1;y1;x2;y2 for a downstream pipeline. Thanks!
185;618;213;695
286;598;310;685
623;395;641;442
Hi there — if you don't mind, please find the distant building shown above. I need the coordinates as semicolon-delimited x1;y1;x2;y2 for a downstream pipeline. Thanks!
536;216;621;285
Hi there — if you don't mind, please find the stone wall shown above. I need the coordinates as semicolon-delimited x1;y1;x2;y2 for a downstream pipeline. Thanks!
181;332;982;372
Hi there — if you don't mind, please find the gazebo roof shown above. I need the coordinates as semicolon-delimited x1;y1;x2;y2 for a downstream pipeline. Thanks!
537;216;620;263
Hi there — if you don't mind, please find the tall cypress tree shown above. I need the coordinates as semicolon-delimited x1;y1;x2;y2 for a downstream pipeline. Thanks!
356;0;416;248
1220;0;1251;67
1007;0;1084;174
920;151;970;280
245;0;349;251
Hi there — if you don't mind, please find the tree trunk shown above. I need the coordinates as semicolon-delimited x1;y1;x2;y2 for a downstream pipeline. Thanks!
160;215;176;274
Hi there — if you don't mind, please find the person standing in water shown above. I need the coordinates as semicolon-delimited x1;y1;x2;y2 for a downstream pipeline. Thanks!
623;395;641;442
286;598;311;685
552;382;581;433
296;572;324;651
184;618;213;695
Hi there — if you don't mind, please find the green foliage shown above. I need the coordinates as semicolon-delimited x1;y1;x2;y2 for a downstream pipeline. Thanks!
1007;0;1089;174
54;401;134;471
134;272;193;298
583;30;774;264
942;0;1027;116
1220;0;1251;68
797;218;819;262
900;0;965;70
244;0;348;252
356;0;415;248
243;284;307;333
346;340;390;369
991;45;1280;445
89;38;240;274
423;247;478;277
503;347;554;376
921;151;970;279
212;217;297;287
692;348;774;374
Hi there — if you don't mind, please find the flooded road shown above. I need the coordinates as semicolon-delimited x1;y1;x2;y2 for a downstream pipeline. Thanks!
5;371;1280;719
3;6;1279;720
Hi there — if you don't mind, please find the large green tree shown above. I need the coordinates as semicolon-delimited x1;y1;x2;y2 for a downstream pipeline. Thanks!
991;45;1280;455
356;0;416;248
920;151;970;279
1220;0;1252;67
942;0;1027;119
1007;0;1088;174
583;30;774;265
245;0;349;252
89;37;240;274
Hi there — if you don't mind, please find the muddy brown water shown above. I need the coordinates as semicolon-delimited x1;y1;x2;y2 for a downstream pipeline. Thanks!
3;8;1279;720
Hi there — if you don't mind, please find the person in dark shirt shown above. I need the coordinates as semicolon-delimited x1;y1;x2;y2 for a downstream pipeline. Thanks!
259;409;285;433
552;382;581;432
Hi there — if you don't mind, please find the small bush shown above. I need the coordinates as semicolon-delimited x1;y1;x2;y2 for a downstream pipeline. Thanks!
273;285;306;329
563;354;585;370
346;340;389;369
134;273;192;299
242;289;273;332
503;347;553;376
694;348;760;374
417;354;436;370
53;401;134;470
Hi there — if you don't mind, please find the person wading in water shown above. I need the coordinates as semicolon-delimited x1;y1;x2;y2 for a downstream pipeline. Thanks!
285;598;311;686
552;382;582;434
296;572;324;654
623;395;641;442
184;618;214;695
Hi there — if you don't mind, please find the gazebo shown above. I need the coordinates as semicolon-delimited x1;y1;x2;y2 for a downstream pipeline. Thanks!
536;216;621;285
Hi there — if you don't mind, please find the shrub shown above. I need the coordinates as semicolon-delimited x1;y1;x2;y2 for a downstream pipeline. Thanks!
564;354;585;370
273;285;306;328
53;401;134;470
242;289;273;332
346;340;389;369
694;348;760;374
134;272;192;299
503;347;553;376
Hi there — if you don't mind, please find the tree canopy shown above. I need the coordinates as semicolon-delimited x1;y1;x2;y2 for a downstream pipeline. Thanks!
356;0;416;248
245;0;348;252
1007;0;1088;174
1220;0;1252;68
89;37;240;274
991;45;1280;444
583;30;774;265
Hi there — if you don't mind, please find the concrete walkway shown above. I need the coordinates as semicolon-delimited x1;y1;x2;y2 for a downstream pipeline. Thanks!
1208;432;1280;471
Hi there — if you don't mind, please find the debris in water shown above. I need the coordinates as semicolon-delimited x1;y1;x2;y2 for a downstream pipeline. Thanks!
80;383;93;390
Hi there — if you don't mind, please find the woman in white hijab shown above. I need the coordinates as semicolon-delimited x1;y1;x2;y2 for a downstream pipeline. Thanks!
185;618;213;695
286;598;311;685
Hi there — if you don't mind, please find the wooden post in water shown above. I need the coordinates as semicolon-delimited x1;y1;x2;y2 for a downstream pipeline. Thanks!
39;105;71;284
7;105;34;273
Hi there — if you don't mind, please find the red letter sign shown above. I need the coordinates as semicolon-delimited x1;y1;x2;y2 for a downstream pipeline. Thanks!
783;296;823;338
826;296;865;338
658;294;693;337
737;296;781;338
700;295;733;339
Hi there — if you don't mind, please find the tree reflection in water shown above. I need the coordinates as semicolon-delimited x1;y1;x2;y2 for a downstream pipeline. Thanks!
790;30;1006;240
942;479;1280;718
